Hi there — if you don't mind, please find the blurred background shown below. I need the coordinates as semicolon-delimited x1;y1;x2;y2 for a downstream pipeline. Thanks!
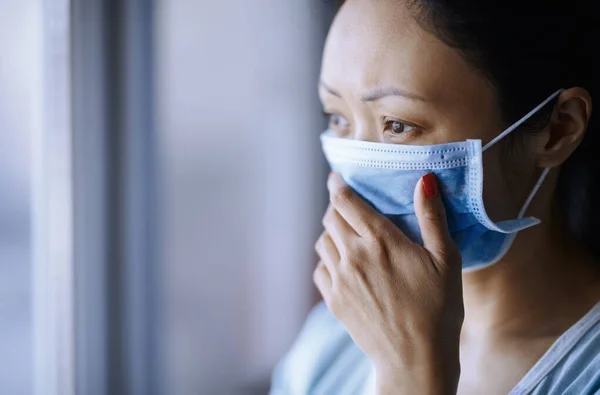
0;1;338;394
0;2;36;394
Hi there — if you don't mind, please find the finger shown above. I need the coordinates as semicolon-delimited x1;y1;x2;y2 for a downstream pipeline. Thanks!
414;172;456;265
322;204;356;251
315;231;341;268
313;261;332;299
327;172;383;237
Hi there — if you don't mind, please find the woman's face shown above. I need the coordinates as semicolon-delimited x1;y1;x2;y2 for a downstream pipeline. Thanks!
319;0;541;222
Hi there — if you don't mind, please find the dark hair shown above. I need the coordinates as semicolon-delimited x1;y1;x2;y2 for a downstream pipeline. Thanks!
339;0;600;258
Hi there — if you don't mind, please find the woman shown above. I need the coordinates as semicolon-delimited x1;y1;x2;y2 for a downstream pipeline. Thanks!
271;0;600;394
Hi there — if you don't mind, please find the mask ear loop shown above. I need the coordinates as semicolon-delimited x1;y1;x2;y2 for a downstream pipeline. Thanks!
482;89;563;221
517;167;551;219
482;89;564;152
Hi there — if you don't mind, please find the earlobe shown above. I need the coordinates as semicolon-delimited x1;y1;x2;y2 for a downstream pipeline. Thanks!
537;87;592;168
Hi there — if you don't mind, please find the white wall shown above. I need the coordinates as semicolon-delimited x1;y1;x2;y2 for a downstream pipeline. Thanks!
155;1;333;394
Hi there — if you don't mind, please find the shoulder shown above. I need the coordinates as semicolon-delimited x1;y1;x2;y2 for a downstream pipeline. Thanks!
519;303;600;395
270;302;369;394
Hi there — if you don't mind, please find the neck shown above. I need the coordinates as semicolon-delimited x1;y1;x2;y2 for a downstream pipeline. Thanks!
461;213;600;340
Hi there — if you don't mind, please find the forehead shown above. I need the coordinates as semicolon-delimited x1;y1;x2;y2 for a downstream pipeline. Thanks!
320;0;493;107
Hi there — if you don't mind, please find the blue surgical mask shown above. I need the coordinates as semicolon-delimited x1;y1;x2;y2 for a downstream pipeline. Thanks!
321;89;562;271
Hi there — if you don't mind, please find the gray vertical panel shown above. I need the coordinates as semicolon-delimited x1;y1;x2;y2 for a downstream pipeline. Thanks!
71;1;160;394
104;0;127;393
71;1;109;394
120;0;161;394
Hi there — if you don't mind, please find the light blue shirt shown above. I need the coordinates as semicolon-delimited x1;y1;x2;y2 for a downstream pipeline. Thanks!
271;302;600;395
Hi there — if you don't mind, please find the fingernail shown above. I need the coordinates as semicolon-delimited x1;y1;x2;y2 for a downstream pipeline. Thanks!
422;173;438;199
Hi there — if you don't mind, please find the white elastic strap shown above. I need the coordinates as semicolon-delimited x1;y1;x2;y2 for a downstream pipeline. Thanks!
518;167;551;219
482;89;564;152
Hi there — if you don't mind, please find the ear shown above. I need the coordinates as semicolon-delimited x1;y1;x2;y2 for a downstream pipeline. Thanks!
536;87;593;168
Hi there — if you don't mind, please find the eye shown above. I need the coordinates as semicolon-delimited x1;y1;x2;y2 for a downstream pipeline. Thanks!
383;119;417;135
324;112;351;135
328;113;349;128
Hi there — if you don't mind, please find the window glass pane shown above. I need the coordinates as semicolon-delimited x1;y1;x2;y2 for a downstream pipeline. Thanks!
155;2;333;393
0;1;40;393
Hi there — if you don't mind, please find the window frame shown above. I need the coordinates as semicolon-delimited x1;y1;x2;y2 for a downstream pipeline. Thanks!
33;1;160;394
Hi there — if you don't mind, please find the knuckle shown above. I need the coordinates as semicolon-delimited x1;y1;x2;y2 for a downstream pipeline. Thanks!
312;265;322;284
335;244;349;263
314;235;324;253
343;237;391;271
360;222;377;238
364;216;391;239
327;287;343;315
363;232;382;249
362;235;386;260
331;185;354;207
312;262;327;284
321;208;333;228
345;256;361;270
422;206;447;225
345;246;367;269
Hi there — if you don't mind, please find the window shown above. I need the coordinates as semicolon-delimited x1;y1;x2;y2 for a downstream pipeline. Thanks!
0;1;40;393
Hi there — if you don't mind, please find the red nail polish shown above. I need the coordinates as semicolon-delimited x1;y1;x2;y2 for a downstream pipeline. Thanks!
422;173;438;199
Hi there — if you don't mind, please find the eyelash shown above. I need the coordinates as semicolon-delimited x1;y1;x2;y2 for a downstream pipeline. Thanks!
381;116;420;136
323;111;351;131
323;112;422;139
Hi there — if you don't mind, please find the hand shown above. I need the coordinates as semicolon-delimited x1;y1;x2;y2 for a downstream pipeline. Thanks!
313;172;464;395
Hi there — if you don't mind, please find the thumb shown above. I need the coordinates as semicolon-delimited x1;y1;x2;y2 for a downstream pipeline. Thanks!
414;173;455;265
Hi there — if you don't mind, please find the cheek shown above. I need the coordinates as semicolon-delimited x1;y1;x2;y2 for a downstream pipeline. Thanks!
481;143;524;221
480;139;540;221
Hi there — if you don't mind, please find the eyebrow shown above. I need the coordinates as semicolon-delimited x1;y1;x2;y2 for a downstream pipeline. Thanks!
319;79;426;102
360;86;426;102
319;80;342;97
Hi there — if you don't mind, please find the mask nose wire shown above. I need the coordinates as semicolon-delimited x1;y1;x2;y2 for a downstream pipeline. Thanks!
482;89;564;152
